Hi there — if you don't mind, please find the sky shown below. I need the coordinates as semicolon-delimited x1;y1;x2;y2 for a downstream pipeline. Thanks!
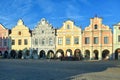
0;0;120;30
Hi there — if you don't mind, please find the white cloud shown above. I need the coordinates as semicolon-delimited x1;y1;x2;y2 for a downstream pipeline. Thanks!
65;2;85;20
0;0;34;29
0;16;9;21
36;0;55;14
10;0;32;16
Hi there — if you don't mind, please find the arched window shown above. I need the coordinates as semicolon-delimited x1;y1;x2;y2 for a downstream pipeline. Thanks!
18;31;21;35
94;24;98;29
67;24;70;29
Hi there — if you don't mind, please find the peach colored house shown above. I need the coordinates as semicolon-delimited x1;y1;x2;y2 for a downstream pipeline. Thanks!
0;24;9;58
82;16;113;60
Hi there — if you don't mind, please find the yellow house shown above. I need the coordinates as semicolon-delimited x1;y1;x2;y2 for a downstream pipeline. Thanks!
56;20;82;59
9;19;31;59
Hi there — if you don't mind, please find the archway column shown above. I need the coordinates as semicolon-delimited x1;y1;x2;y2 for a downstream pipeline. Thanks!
90;49;92;60
99;50;102;60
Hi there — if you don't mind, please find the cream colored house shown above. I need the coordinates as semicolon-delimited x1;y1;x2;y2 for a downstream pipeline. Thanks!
9;19;31;58
56;20;82;59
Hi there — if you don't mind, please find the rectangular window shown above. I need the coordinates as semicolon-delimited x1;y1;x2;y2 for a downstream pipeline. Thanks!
67;25;70;29
94;37;98;44
42;39;45;45
35;39;38;45
32;39;34;45
4;39;7;46
94;24;98;29
49;38;53;45
58;37;63;45
0;38;2;46
24;39;28;45
66;37;70;45
12;40;15;45
42;30;44;34
85;37;90;44
74;37;79;44
39;39;41;45
104;37;108;44
18;39;21;45
118;35;120;42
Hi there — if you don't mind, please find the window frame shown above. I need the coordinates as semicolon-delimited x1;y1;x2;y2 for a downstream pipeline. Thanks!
18;39;22;45
74;37;79;44
42;39;45;45
66;37;70;45
94;37;98;44
24;39;28;45
4;39;7;46
94;24;98;29
58;37;63;45
12;39;15;45
104;37;108;44
85;37;90;44
67;24;70;29
49;38;53;46
118;35;120;42
0;38;2;46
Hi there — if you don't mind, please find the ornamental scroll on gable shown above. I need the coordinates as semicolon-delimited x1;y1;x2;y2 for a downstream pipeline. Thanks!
17;19;24;26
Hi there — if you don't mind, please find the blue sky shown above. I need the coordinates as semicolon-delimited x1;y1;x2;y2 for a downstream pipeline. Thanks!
0;0;120;30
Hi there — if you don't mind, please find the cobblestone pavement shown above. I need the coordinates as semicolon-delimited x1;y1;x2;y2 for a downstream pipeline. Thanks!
0;59;120;80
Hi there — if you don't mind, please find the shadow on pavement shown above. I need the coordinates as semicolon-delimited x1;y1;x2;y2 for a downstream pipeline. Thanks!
0;59;120;80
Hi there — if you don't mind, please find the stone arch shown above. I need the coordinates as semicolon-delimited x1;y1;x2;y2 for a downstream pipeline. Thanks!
66;49;72;57
56;49;64;58
32;50;37;55
115;48;120;60
84;50;90;60
25;50;30;56
32;50;38;59
18;50;23;59
10;50;17;59
74;49;83;60
39;50;46;58
102;49;110;60
4;51;8;58
93;50;99;60
47;50;54;59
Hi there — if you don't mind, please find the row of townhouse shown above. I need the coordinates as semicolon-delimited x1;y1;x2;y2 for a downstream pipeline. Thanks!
0;16;120;60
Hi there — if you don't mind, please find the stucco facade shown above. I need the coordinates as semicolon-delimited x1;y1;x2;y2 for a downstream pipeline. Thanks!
0;24;9;58
9;19;31;59
82;16;113;60
31;18;56;59
56;20;82;59
113;23;120;60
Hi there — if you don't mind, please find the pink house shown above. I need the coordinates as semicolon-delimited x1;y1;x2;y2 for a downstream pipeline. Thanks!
82;16;113;60
0;24;9;58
